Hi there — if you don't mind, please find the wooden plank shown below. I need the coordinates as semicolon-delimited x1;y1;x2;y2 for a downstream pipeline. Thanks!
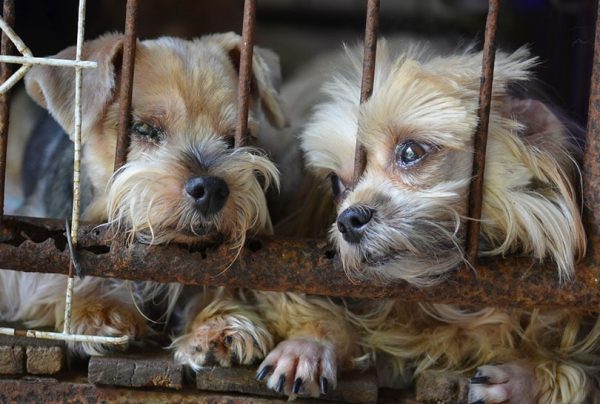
88;353;183;390
196;367;378;403
415;371;469;404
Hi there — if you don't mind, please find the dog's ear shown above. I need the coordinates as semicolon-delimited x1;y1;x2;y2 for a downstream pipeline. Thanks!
500;97;569;153
484;95;586;281
210;32;286;129
25;33;124;143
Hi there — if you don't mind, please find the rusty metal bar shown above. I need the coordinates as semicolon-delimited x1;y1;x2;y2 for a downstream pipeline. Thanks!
235;0;256;148
583;1;600;258
1;215;599;309
113;0;139;171
465;0;500;264
0;0;15;221
353;0;379;187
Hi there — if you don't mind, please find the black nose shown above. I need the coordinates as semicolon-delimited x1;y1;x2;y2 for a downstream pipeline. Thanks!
185;176;230;216
336;206;373;244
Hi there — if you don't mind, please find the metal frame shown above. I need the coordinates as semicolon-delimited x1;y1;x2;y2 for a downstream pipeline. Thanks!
0;0;127;346
0;0;598;324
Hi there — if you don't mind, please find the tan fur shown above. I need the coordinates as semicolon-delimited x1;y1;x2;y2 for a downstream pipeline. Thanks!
293;39;599;403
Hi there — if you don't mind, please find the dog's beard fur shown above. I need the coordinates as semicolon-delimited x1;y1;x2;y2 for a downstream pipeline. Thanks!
106;135;278;251
302;40;585;286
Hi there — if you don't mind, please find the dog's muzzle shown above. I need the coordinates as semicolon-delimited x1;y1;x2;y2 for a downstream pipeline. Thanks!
336;205;374;244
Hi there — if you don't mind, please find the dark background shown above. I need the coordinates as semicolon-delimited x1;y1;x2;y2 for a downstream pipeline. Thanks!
11;0;598;125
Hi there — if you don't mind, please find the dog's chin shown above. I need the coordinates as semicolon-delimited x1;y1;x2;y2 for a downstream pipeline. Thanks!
169;224;223;245
338;240;464;287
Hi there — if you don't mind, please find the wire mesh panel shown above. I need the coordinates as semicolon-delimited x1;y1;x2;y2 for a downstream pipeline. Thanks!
0;0;128;346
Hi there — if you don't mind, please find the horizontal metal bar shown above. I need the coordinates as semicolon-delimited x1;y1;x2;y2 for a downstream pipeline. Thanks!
0;327;128;344
0;216;598;309
0;55;97;68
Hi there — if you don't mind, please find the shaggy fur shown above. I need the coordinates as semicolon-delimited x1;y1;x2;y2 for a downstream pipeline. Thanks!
1;32;284;359
282;39;599;403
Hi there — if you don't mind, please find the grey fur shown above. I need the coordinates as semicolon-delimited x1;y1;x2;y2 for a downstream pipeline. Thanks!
18;112;93;219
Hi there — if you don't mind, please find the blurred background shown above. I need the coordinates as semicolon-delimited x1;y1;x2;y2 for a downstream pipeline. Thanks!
11;0;598;125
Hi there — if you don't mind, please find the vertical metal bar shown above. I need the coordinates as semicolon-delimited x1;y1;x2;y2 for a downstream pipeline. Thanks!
0;0;14;221
235;0;256;148
465;0;499;265
583;1;600;261
352;0;379;188
63;0;87;335
113;0;139;171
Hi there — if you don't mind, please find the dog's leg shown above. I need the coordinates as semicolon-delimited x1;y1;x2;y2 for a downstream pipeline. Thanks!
67;292;149;356
254;292;358;397
173;288;273;369
0;272;149;356
469;310;600;404
468;360;598;404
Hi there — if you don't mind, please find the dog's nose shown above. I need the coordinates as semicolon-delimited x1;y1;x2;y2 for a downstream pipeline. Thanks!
336;206;373;244
185;176;230;216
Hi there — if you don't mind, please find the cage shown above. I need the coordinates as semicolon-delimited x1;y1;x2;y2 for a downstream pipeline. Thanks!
0;0;598;402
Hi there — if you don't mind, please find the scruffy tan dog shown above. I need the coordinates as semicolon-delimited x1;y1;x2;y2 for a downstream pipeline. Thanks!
256;40;600;403
1;32;284;358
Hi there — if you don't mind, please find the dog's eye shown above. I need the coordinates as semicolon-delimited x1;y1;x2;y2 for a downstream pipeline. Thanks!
224;136;235;149
330;174;345;198
396;141;431;167
132;121;165;143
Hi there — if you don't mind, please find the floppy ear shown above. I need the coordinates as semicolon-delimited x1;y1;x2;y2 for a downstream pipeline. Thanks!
210;32;286;129
25;33;124;143
482;95;586;281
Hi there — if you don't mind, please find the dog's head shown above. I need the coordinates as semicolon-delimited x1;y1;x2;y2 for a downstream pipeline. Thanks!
301;41;585;286
25;32;284;248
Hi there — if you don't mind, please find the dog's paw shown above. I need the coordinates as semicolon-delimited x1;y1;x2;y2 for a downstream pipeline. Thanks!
468;362;539;404
173;314;273;369
256;337;337;397
69;299;148;356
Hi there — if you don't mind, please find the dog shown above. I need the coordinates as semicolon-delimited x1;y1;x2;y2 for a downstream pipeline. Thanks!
255;39;600;403
1;32;285;359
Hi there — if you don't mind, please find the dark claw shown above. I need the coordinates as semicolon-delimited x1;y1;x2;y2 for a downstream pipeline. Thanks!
470;376;490;384
292;377;303;394
276;374;286;393
256;365;272;381
320;377;329;395
469;400;485;404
